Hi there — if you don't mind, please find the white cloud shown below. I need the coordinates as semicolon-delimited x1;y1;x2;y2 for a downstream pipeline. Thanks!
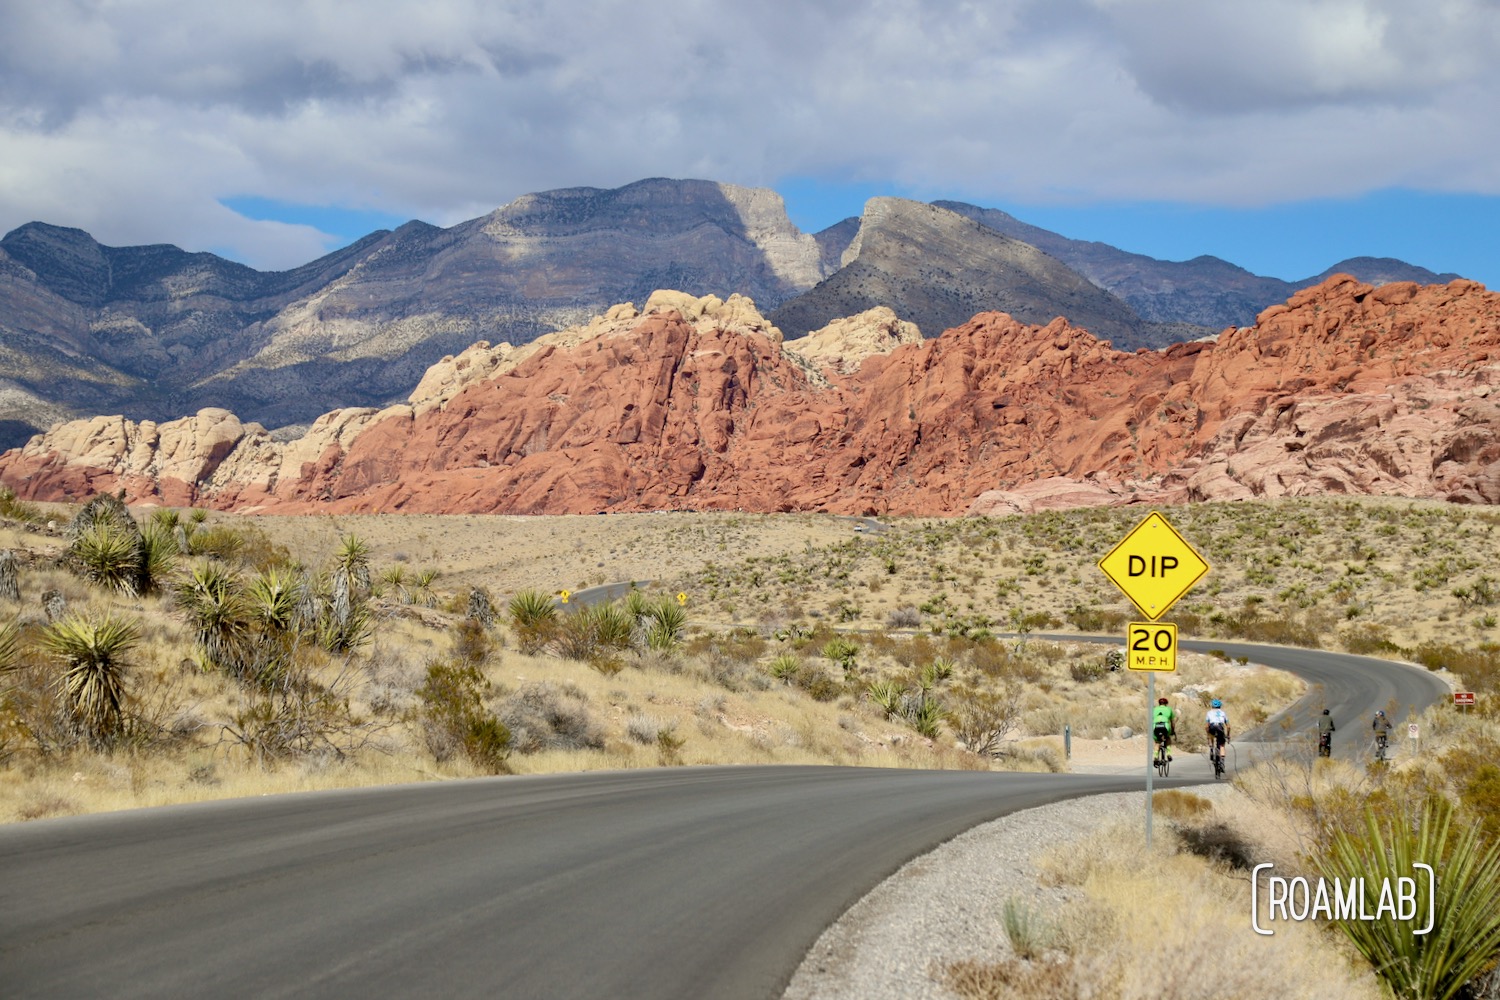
1;0;1497;268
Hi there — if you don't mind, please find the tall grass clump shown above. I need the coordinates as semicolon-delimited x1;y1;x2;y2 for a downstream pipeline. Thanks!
1313;798;1500;1000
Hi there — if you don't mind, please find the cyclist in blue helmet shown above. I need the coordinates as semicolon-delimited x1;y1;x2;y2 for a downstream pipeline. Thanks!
1205;698;1230;765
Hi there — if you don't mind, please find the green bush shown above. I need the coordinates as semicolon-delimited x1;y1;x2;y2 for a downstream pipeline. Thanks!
414;659;511;772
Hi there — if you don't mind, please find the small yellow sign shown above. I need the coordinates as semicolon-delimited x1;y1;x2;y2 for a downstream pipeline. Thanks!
676;592;688;606
559;590;571;604
1127;622;1177;672
1098;511;1209;620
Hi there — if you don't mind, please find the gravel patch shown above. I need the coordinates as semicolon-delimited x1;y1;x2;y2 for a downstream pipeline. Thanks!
782;784;1235;1000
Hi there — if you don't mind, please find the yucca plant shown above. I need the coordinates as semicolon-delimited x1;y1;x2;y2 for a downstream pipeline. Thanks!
381;565;410;604
332;533;371;591
41;612;140;747
0;618;19;673
1314;798;1500;1000
412;568;440;609
769;653;802;684
866;678;903;717
70;521;143;595
176;562;251;677
644;597;688;651
508;589;559;655
138;522;178;591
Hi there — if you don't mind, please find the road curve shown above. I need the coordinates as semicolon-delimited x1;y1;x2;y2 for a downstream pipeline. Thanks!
1036;633;1451;760
0;642;1450;997
1;768;1149;1000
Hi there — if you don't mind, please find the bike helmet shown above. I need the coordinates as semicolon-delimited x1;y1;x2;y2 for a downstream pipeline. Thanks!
1211;699;1222;708
1375;710;1385;717
1158;697;1169;705
1322;708;1330;715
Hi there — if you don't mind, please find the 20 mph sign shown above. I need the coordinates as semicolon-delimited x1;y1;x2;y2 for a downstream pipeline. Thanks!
1098;512;1210;620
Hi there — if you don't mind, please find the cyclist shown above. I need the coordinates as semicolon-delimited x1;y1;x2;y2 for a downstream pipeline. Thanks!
1372;710;1392;754
1152;697;1177;763
1317;708;1336;757
1205;699;1230;765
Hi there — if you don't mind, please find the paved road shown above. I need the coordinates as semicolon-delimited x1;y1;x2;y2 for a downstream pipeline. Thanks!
0;639;1450;998
1035;633;1451;773
0;768;1150;1000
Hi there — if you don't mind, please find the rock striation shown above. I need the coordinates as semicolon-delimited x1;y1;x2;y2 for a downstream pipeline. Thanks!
3;275;1499;516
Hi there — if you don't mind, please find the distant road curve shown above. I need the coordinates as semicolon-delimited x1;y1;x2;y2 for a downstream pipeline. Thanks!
1036;633;1451;759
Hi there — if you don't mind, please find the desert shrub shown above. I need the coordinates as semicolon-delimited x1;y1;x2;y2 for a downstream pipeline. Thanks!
999;896;1054;960
1313;799;1500;1000
1068;657;1107;683
451;616;495;667
1152;789;1212;820
188;525;246;561
794;667;842;702
626;712;668;744
0;486;42;523
1412;642;1500;695
1175;822;1256;869
507;589;559;655
887;606;921;629
498;681;605;753
1063;603;1126;633
414;659;511;772
947;684;1020;756
225;672;385;767
1342;622;1406;656
553;603;634;670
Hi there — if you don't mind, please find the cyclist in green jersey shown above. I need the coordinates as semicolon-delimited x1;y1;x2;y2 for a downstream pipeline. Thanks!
1152;697;1177;762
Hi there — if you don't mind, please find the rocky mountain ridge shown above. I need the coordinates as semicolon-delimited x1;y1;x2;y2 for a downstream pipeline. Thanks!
0;178;1462;451
3;275;1497;516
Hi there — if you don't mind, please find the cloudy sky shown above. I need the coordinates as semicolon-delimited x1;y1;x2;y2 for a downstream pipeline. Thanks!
3;0;1498;285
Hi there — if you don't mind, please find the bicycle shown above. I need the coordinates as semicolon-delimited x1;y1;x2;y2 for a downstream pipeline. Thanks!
1317;731;1332;758
1153;728;1171;777
1209;740;1227;779
1373;731;1389;762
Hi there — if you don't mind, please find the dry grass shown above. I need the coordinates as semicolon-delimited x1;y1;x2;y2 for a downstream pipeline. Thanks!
942;806;1383;1000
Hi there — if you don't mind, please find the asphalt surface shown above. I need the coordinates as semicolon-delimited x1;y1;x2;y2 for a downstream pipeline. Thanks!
0;638;1450;998
0;768;1149;1000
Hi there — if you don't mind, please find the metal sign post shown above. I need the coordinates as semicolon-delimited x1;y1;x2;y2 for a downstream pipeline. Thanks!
1098;511;1210;851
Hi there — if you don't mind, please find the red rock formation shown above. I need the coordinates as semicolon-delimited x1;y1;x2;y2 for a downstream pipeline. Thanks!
3;276;1498;515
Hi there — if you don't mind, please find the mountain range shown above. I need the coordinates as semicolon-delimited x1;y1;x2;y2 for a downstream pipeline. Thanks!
0;177;1464;455
3;274;1497;517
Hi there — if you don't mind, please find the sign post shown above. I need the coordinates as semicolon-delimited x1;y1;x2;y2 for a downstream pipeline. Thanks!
1098;511;1209;849
1456;691;1476;711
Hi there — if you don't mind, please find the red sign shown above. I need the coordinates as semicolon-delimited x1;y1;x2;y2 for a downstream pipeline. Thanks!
1455;692;1477;706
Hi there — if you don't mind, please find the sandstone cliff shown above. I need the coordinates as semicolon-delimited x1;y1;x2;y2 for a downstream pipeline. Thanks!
3;275;1498;516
